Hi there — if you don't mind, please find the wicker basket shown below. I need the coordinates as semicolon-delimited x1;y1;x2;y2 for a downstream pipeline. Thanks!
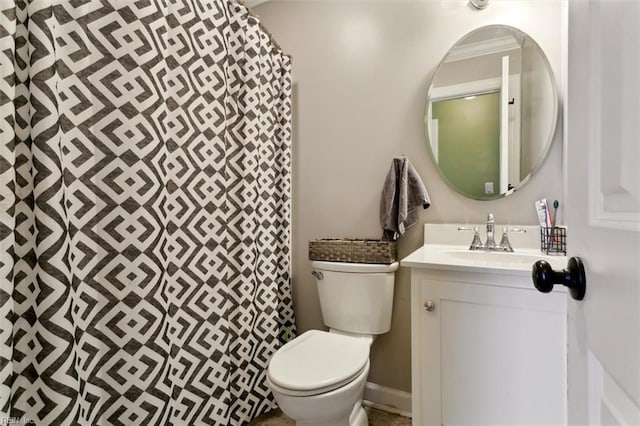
308;238;397;264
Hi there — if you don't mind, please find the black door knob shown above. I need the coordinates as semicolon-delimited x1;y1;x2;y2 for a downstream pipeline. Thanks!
532;257;586;301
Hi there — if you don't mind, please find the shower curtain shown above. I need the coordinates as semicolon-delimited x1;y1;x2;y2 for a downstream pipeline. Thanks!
0;1;295;425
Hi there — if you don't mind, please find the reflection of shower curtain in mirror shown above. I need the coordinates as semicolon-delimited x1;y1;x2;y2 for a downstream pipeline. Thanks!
0;1;295;425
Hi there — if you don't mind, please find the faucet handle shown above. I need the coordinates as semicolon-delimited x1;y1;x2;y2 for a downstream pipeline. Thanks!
502;227;526;235
499;228;527;252
458;226;483;250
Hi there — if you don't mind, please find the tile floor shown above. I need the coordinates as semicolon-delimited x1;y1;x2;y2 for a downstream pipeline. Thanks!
247;406;412;426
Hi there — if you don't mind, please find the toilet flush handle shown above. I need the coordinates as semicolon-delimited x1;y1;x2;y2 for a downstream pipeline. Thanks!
311;270;324;280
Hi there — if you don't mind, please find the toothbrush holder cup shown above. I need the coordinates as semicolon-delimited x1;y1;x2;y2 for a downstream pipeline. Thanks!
540;226;567;255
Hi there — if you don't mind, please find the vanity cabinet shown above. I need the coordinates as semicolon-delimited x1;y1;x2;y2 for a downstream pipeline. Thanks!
409;267;567;426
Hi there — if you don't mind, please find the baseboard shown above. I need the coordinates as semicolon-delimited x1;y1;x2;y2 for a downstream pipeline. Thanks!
362;382;412;418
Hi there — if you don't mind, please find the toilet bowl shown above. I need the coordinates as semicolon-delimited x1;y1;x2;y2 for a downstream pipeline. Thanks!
266;261;399;426
267;330;371;426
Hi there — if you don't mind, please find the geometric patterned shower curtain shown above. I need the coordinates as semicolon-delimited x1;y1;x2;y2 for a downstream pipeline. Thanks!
0;1;294;425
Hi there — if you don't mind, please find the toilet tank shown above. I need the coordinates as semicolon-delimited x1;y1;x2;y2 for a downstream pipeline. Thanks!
311;261;399;335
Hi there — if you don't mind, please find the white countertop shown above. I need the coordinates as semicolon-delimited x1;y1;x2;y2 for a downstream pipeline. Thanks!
400;223;567;277
401;243;567;277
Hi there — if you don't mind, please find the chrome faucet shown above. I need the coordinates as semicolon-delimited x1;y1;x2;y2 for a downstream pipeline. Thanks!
485;213;496;250
458;214;526;252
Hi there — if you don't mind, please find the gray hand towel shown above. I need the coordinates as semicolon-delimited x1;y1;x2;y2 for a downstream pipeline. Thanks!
380;156;430;241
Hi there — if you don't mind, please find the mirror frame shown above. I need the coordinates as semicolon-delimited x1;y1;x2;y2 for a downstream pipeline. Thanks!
425;24;559;200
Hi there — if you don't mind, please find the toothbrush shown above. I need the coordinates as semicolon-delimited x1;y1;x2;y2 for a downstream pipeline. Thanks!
551;200;559;246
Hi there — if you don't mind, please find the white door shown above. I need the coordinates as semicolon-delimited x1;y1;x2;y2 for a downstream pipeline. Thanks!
566;0;640;424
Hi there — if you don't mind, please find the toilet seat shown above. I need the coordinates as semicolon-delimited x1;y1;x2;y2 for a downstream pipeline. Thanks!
268;330;370;396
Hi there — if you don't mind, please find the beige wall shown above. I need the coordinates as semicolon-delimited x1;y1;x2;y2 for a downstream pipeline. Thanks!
521;39;558;178
254;0;564;394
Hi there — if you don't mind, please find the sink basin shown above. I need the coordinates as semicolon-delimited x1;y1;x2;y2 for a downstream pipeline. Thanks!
401;243;566;274
400;224;567;275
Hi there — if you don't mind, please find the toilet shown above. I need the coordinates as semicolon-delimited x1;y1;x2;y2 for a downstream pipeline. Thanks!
266;260;399;426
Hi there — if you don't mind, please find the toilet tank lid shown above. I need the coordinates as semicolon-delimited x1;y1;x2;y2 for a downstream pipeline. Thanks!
311;261;399;273
268;330;369;392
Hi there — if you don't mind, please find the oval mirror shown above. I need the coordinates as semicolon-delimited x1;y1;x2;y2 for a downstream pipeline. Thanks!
425;25;558;200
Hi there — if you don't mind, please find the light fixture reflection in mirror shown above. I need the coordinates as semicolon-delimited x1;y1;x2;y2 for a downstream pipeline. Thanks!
425;25;558;200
